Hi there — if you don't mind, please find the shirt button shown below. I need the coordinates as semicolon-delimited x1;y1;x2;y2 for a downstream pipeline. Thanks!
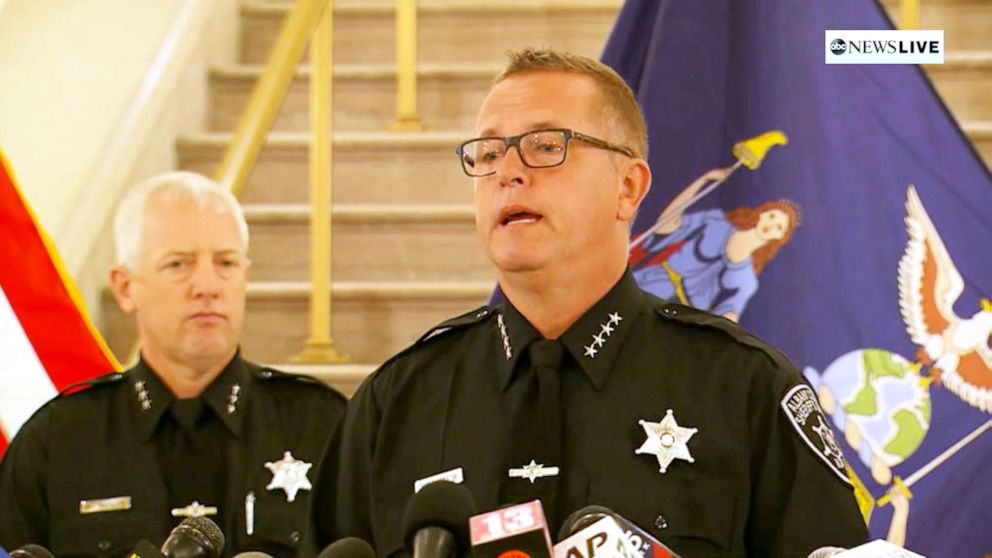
654;515;669;530
97;540;111;551
290;530;301;544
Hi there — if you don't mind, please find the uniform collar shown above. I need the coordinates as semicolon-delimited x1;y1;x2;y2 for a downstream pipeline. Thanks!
496;268;645;391
130;353;251;441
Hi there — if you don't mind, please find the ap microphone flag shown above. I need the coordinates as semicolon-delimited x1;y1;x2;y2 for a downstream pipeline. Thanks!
0;150;120;456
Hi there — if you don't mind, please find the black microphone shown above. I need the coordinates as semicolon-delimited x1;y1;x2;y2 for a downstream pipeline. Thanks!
470;500;553;558
160;516;225;558
317;537;376;558
557;506;680;558
401;480;478;558
128;539;166;558
8;545;53;558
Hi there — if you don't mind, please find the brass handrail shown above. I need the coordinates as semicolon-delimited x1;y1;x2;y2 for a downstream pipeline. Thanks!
214;0;332;196
901;0;919;30
391;0;423;131
293;0;348;363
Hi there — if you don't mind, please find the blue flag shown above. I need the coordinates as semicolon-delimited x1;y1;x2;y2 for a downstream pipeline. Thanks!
603;1;992;555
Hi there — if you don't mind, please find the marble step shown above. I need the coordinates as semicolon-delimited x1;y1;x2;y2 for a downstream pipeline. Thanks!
242;203;493;282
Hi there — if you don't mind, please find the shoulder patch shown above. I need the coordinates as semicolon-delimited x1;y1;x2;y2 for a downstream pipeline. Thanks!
415;305;493;345
59;370;126;397
780;384;852;486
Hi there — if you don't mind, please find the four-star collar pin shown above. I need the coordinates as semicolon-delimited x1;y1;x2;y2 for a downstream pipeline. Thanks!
508;460;560;483
265;451;313;502
635;409;698;474
584;312;622;359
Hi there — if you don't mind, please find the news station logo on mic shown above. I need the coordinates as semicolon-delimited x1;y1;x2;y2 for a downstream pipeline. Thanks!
824;30;943;64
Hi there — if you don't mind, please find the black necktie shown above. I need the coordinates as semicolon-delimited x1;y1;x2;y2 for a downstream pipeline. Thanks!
166;398;224;515
503;339;566;525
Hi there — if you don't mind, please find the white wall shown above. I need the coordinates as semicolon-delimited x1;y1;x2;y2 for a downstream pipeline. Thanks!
0;0;237;315
0;1;187;233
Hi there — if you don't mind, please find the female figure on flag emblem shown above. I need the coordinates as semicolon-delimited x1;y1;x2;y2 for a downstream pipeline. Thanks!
631;166;800;322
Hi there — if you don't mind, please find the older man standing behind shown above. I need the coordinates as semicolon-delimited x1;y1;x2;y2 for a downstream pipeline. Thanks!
0;171;346;557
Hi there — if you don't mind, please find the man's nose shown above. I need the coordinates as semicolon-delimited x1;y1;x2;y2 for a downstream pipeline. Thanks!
189;258;222;297
495;145;529;187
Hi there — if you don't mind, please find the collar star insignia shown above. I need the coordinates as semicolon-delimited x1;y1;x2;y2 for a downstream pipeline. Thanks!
635;409;698;474
508;460;560;484
608;312;623;325
264;451;313;502
583;344;599;358
600;323;615;335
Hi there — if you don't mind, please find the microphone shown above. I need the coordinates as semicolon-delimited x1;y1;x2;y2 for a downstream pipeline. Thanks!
160;516;226;558
317;537;376;558
807;540;925;557
230;553;274;557
8;545;53;558
470;500;553;558
128;540;166;558
401;480;478;558
558;506;679;558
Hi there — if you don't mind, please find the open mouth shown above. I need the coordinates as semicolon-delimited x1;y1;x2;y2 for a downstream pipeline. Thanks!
500;206;543;226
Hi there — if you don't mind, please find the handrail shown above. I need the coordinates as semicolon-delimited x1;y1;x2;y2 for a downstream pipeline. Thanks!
390;0;423;131
293;0;348;363
901;0;919;30
213;0;332;195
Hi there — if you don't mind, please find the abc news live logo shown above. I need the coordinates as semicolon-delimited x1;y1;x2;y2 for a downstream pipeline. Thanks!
826;30;943;64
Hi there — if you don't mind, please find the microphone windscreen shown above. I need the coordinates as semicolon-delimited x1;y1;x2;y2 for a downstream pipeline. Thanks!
174;516;225;557
317;537;376;558
557;505;612;541
9;545;54;558
401;480;478;552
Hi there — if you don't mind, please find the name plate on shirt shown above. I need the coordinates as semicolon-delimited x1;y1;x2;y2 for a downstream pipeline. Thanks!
414;467;464;493
80;496;132;514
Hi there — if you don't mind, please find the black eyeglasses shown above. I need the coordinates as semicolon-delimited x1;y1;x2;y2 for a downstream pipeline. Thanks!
455;128;635;177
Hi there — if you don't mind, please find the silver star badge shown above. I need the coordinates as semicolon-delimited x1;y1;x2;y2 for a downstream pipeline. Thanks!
635;409;698;474
264;451;313;502
508;460;560;484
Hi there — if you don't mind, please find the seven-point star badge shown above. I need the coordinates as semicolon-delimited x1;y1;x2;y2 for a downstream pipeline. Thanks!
635;409;698;474
265;451;313;502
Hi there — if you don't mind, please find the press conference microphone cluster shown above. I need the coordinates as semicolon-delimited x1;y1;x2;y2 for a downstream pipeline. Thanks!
806;540;926;557
556;506;680;558
402;480;478;558
8;545;53;558
129;516;225;558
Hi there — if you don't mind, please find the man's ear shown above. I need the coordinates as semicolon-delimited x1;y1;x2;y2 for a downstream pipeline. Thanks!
109;265;137;315
617;158;652;222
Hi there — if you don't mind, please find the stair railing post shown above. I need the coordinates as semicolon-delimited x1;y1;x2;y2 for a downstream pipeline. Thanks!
390;0;424;131
292;0;348;363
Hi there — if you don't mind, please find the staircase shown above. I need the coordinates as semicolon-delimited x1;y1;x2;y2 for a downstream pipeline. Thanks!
99;0;992;396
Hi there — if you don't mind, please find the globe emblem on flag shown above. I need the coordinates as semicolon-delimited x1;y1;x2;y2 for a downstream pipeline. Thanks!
805;349;931;485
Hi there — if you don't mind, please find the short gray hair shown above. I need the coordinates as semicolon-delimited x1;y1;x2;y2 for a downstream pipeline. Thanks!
113;171;249;267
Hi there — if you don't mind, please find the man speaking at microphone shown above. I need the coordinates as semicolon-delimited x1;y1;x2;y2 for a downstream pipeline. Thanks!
313;49;867;557
0;172;346;556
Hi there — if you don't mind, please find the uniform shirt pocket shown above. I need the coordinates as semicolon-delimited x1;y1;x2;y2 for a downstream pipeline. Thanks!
245;488;309;556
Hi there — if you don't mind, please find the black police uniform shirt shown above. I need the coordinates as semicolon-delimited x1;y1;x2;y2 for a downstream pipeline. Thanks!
314;270;868;557
0;353;346;557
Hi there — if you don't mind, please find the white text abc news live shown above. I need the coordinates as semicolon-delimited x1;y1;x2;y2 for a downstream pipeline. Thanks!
825;30;944;64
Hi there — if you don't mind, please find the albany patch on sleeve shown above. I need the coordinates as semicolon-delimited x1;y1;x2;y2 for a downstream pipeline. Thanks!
780;384;852;486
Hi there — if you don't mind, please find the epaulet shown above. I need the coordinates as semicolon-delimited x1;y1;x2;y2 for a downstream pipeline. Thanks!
58;370;128;397
652;300;791;367
252;366;330;388
414;305;494;345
